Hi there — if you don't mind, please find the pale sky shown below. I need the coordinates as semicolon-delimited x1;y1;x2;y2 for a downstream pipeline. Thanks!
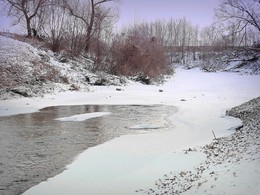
0;0;221;33
116;0;221;29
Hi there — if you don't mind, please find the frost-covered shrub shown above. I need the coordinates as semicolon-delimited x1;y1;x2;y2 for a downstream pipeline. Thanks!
31;60;60;83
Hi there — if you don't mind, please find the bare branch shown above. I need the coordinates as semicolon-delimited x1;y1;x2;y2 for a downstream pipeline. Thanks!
216;0;260;32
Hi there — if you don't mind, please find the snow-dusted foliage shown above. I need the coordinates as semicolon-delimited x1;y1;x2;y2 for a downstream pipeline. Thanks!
175;48;260;74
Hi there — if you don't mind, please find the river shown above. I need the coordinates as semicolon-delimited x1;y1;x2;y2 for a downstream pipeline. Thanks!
0;104;175;195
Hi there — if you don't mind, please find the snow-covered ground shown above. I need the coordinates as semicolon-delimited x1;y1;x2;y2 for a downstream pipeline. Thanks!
1;68;259;194
1;33;260;195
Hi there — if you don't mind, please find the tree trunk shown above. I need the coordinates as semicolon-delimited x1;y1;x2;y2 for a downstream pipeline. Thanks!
85;0;95;52
25;14;32;37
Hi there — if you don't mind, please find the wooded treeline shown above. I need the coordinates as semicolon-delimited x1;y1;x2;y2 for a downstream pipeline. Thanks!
1;0;260;78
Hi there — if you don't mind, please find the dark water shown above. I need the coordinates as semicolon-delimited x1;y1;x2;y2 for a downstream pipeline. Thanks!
0;104;176;195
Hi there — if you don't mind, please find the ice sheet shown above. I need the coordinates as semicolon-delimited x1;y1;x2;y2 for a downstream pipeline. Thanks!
55;112;111;122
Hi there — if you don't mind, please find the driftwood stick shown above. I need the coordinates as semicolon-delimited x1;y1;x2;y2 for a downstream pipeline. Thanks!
212;130;217;140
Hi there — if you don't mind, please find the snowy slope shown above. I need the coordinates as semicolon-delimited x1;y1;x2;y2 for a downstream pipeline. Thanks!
0;35;126;100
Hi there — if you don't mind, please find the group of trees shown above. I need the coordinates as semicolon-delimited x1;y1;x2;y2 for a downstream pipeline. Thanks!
1;0;169;77
1;0;260;78
1;0;118;53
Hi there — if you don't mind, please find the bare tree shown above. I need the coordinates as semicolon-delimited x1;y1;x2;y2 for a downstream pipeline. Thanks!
216;0;260;32
3;0;49;37
200;24;222;46
63;0;116;52
41;0;67;52
62;14;86;54
89;5;117;69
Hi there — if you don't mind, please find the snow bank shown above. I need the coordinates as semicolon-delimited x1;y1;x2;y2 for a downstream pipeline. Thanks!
145;97;260;194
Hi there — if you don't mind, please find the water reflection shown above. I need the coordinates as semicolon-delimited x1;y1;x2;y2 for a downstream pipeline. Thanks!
0;105;176;194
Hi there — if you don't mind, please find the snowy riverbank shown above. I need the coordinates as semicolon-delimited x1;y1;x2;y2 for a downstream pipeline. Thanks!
139;96;260;194
1;68;260;194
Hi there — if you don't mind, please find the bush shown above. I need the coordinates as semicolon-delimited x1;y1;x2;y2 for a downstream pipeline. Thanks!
109;35;168;78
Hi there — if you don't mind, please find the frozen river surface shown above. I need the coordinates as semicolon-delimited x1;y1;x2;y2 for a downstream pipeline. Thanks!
1;68;260;195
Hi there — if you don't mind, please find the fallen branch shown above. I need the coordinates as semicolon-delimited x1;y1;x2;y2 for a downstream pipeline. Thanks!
212;130;217;140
